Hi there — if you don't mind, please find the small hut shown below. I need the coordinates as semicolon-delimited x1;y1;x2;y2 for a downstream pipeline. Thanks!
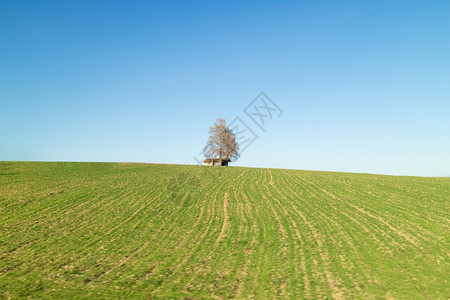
203;158;230;166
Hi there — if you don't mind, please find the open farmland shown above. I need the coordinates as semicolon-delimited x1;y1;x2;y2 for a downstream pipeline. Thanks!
0;162;449;299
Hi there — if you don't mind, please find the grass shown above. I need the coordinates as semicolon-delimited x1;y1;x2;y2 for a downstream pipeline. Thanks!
0;161;448;299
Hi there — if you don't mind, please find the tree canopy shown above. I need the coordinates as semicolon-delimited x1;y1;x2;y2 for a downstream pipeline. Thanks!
203;118;239;165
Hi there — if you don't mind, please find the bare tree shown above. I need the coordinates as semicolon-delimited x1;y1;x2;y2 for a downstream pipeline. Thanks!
203;118;239;166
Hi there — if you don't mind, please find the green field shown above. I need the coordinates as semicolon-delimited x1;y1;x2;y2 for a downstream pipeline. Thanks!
0;162;448;299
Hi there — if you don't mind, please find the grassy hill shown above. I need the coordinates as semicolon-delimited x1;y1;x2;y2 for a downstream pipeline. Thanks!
0;162;448;299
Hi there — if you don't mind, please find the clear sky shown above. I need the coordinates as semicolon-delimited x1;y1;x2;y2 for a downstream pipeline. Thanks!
1;1;449;176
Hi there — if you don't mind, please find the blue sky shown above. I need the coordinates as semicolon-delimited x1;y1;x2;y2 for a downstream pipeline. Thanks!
1;1;449;176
